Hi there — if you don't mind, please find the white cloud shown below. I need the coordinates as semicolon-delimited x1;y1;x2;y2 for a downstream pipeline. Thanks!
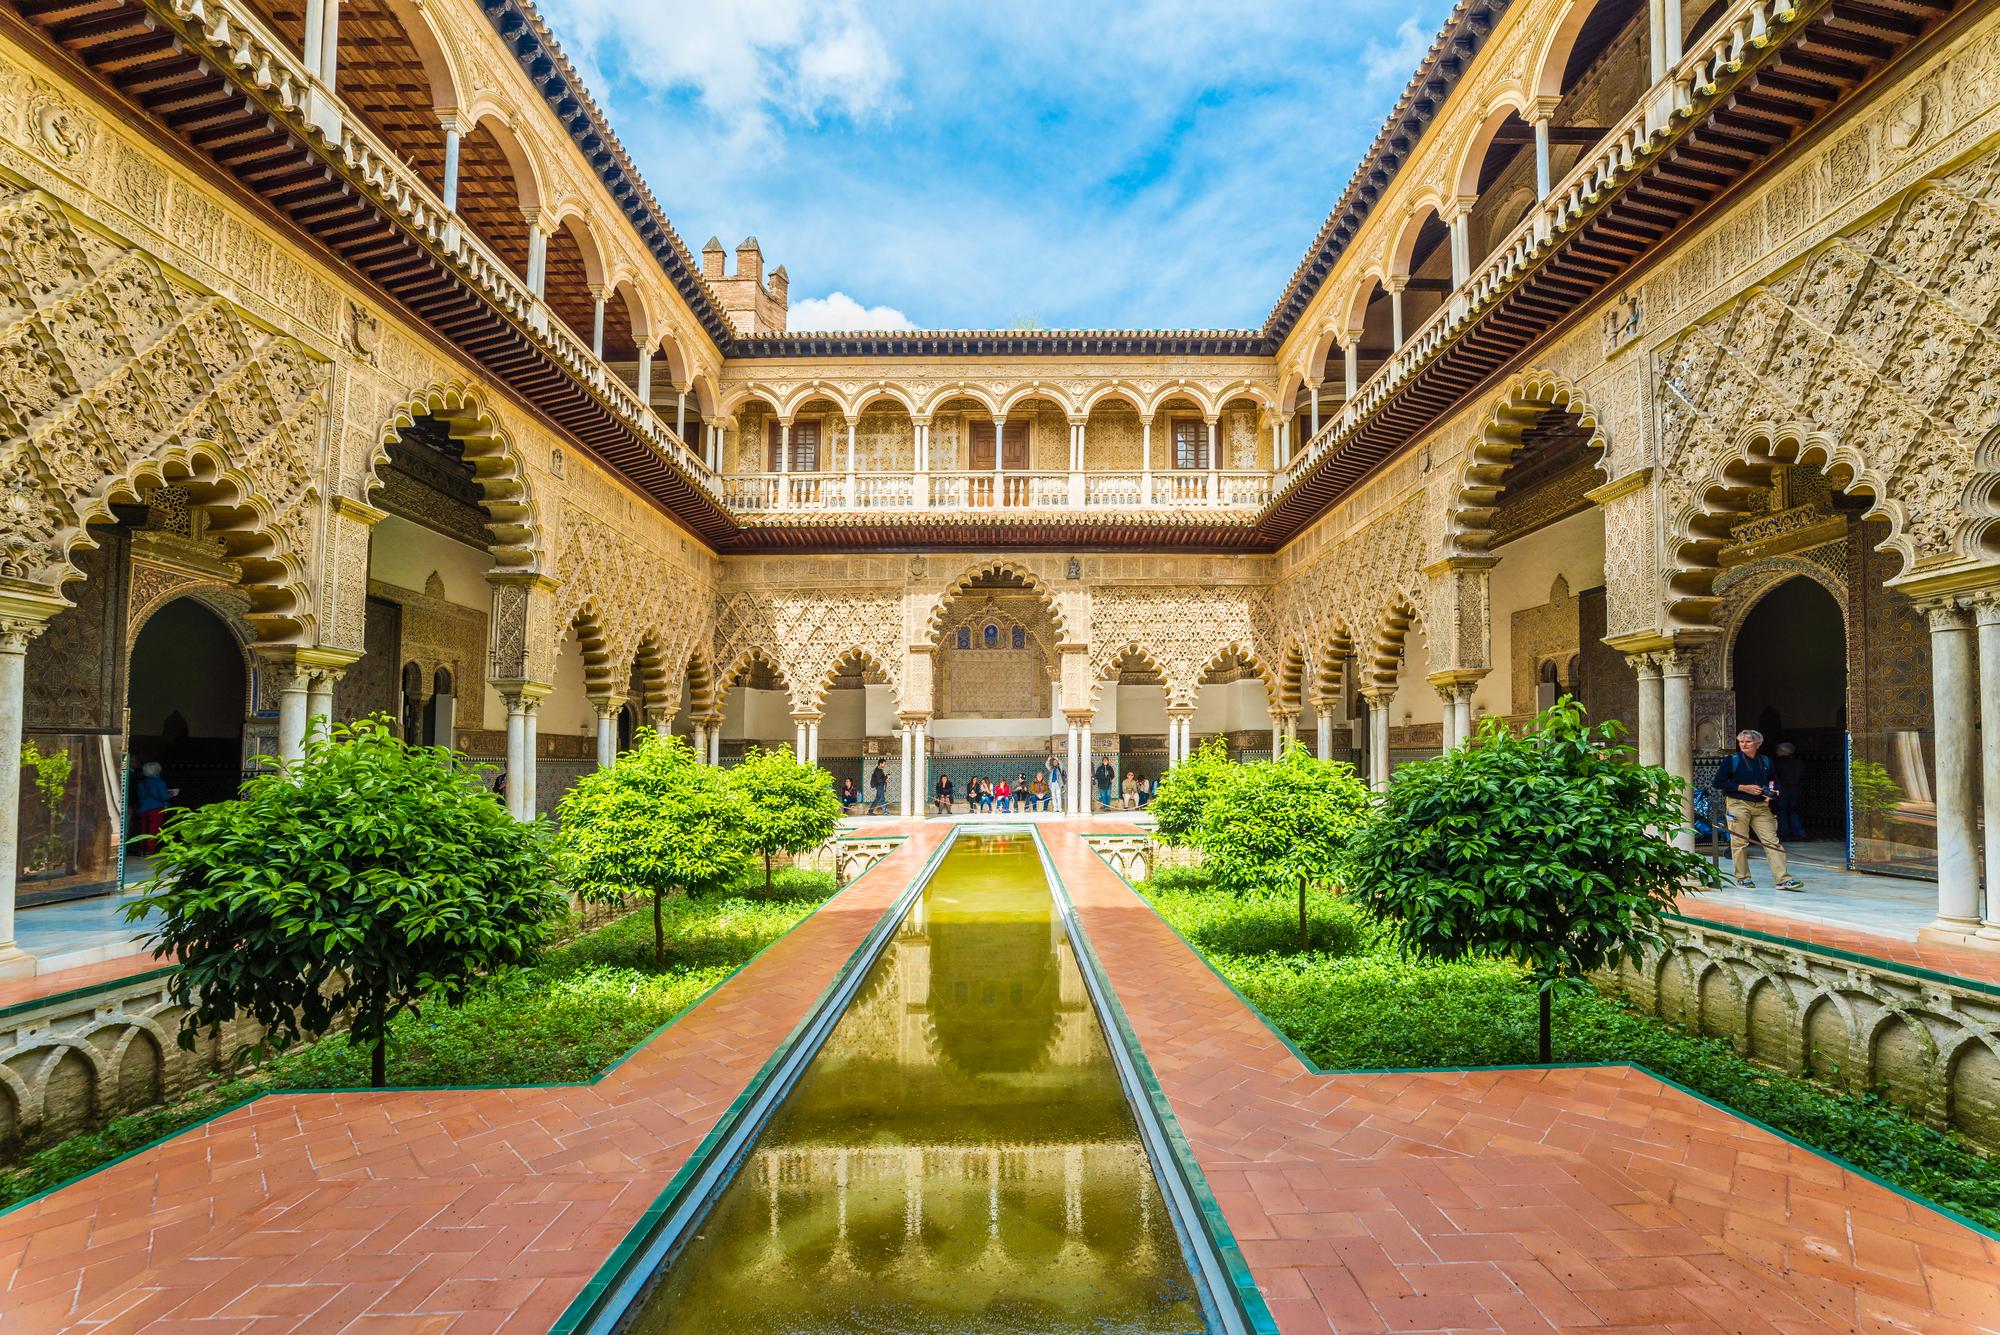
538;0;899;145
787;292;919;332
1362;16;1433;91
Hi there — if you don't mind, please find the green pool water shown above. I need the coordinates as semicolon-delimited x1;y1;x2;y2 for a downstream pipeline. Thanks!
622;831;1207;1334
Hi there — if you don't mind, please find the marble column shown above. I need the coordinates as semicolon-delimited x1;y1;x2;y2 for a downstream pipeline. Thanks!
0;620;47;977
1660;649;1695;850
708;721;721;766
1926;601;1981;931
912;721;928;816
795;719;809;763
1373;695;1392;789
1630;653;1664;767
691;722;708;762
1067;722;1083;816
521;698;541;820
503;692;529;820
305;669;338;743
1316;710;1333;761
594;700;617;769
275;666;311;765
1452;685;1474;750
1977;595;2000;938
899;724;914;817
1080;723;1094;810
1435;685;1461;749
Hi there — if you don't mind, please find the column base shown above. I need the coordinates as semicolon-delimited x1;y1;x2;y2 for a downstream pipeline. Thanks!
1918;920;2000;954
0;942;37;980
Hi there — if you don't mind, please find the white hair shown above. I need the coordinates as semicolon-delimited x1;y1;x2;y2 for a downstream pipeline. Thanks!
140;761;162;776
1737;729;1763;744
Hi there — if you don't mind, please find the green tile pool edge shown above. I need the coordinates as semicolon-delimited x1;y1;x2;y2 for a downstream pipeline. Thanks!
0;839;908;1221
0;964;177;1026
1082;844;2000;1247
546;829;961;1335
1030;828;1281;1335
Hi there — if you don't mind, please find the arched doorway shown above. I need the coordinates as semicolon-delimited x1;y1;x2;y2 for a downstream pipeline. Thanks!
930;571;1062;811
128;598;248;813
1731;577;1846;844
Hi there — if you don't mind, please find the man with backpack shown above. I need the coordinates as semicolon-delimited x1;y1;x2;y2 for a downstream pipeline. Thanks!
1712;728;1804;891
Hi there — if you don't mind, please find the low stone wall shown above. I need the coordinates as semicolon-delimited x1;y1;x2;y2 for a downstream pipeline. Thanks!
0;969;267;1162
1596;917;2000;1150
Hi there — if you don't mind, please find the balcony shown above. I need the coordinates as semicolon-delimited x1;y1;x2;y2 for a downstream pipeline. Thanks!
722;470;1274;516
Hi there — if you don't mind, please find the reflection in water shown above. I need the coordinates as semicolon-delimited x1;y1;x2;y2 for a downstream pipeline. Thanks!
626;833;1206;1333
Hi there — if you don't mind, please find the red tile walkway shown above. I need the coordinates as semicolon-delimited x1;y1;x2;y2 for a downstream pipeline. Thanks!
1045;824;2000;1334
0;824;949;1334
0;954;167;1012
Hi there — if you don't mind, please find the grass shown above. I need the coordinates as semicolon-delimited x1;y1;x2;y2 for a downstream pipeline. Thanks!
1137;865;2000;1233
0;867;838;1211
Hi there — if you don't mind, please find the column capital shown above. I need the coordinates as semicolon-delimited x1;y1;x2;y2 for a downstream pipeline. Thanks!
1358;684;1397;706
493;679;555;707
1164;705;1196;720
790;710;825;725
1624;650;1663;676
0;585;67;639
589;693;628;718
897;712;931;727
1919;596;1975;632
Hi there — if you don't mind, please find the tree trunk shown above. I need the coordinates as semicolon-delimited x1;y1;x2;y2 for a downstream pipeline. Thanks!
764;850;773;894
1538;988;1552;1064
653;892;665;968
369;998;387;1088
1298;876;1308;950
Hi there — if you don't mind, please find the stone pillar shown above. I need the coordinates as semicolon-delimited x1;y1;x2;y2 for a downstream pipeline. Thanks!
1066;720;1084;816
441;114;463;211
1925;601;1981;932
525;216;550;298
502;692;529;820
1343;340;1359;399
593;697;620;768
1435;684;1461;749
305;669;338;741
1530;105;1554;199
1359;688;1394;789
808;719;821;768
1660;648;1695;851
1629;653;1664;767
1316;709;1333;761
676;390;687;440
590;289;606;357
1452;685;1475;750
899;724;914;817
1388;279;1406;347
1139;416;1153;505
522;697;542;819
1080;722;1094;810
912;719;927;815
794;717;809;763
272;661;311;764
691;722;707;762
708;721;721;766
1977;595;2000;939
0;611;54;977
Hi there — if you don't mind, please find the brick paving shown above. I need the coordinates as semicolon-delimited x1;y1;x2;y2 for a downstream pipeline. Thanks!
1043;825;2000;1334
0;954;167;1012
5;819;1998;1333
0;824;948;1334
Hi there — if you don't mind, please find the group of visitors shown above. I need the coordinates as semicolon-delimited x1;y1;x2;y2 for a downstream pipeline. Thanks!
951;772;1054;813
832;750;1164;817
835;764;891;816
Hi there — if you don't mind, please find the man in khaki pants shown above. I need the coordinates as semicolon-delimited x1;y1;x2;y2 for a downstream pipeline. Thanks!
1711;728;1805;891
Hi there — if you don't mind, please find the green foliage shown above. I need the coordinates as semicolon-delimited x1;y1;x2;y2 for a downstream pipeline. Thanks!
1137;874;2000;1233
729;747;844;891
1142;868;1374;957
127;715;562;1087
1146;738;1237;848
1194;744;1372;947
557;731;751;964
1343;698;1717;1059
0;869;834;1210
1849;758;1903;817
19;740;72;868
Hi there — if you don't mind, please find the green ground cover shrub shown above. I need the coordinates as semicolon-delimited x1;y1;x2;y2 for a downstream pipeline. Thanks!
0;868;836;1211
1137;866;2000;1232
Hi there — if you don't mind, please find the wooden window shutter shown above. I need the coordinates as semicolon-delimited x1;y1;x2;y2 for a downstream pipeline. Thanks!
792;420;821;473
969;420;996;469
1002;421;1029;470
765;418;781;471
1172;418;1205;469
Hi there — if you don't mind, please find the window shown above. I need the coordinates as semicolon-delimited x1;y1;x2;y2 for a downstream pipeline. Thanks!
1011;626;1025;650
957;627;971;649
983;623;1000;648
1170;417;1210;469
968;420;1030;469
765;418;821;471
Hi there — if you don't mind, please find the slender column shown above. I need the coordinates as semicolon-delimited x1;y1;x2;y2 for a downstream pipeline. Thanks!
0;621;48;975
1364;690;1394;789
1664;0;1683;67
675;390;687;440
778;421;792;474
846;418;859;506
808;720;821;768
522;699;541;819
590;290;606;357
1977;595;2000;938
1926;602;1981;931
795;718;809;763
306;669;338;741
899;725;913;817
1660;649;1695;850
441;117;463;212
1389;281;1406;347
1343;340;1359;398
1068;421;1085;507
912;721;927;815
636;347;652;404
503;692;529;820
692;721;708;763
1436;685;1461;749
1080;723;1094;810
1448;212;1470;288
1067;722;1083;815
992;416;1007;505
1532;112;1553;199
1139;416;1153;505
708;721;721;766
1270;721;1283;758
1629;653;1664;767
526;219;550;298
594;701;617;768
912;419;930;510
1309;386;1320;437
1649;0;1669;80
1453;686;1474;751
1316;709;1333;761
1207;418;1219;475
276;667;311;764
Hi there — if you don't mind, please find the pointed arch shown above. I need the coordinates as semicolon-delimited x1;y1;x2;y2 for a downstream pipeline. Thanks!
1362;597;1423;690
811;648;894;711
1445;370;1610;557
680;647;716;718
1187;642;1273;711
369;381;545;573
926;561;1072;644
562;601;618;695
714;645;793;713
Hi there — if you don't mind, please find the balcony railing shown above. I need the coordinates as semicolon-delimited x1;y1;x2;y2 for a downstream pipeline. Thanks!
1281;0;1799;485
722;470;1273;515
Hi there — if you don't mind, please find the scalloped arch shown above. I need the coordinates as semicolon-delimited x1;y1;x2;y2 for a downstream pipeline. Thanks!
369;381;545;574
1445;369;1609;558
926;561;1072;645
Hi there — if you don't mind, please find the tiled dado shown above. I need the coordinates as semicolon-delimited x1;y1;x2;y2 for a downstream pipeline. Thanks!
1045;827;2000;1335
0;824;949;1335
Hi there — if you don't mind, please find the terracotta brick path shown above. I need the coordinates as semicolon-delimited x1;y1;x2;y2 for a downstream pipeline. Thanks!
1044;825;2000;1334
0;825;948;1334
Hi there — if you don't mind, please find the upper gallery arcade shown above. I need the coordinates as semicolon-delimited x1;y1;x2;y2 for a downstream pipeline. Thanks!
2;0;1998;972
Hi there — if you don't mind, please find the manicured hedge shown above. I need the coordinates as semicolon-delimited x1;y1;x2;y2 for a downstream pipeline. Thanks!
0;869;836;1211
1138;868;2000;1232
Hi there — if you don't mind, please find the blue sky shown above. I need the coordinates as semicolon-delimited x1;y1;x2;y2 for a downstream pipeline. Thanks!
535;0;1454;332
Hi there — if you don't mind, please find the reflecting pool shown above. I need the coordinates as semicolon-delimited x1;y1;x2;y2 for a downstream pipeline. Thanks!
623;832;1206;1333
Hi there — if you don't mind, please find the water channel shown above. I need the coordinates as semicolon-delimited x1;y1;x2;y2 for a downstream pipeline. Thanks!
622;831;1208;1333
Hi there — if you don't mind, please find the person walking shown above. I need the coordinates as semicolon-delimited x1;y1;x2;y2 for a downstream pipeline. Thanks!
866;760;889;816
1713;728;1804;891
1772;741;1806;841
1093;756;1115;812
132;761;174;856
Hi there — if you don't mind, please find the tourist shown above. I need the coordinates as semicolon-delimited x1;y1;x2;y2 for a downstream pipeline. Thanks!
837;775;859;813
933;773;955;816
1713;728;1803;891
995;777;1013;812
1121;771;1139;809
1047;751;1065;811
1137;776;1152;808
867;760;889;815
1773;741;1806;840
1029;772;1049;811
132;761;174;856
1094;756;1115;811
